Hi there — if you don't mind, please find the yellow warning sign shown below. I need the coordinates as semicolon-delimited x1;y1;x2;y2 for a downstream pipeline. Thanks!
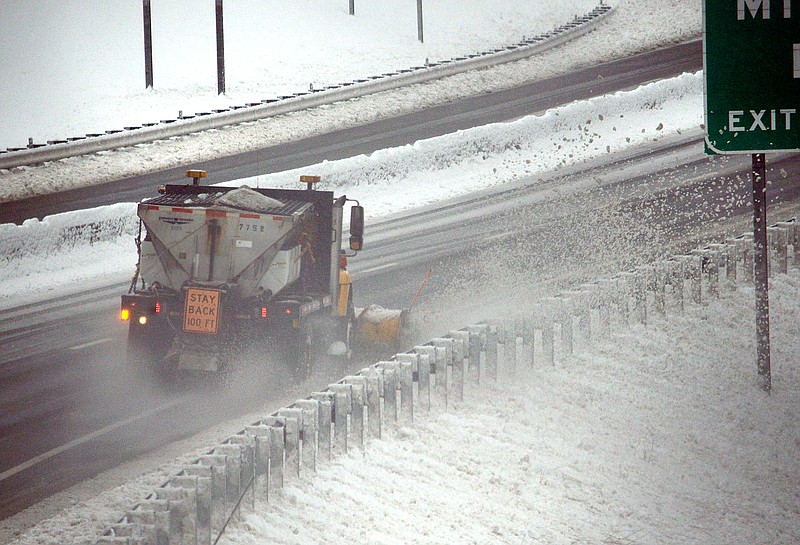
184;288;220;334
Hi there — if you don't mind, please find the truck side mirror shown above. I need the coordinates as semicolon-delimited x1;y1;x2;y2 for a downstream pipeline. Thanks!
349;205;364;251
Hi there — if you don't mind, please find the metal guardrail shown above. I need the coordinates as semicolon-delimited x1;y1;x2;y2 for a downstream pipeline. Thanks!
90;217;798;545
0;3;613;170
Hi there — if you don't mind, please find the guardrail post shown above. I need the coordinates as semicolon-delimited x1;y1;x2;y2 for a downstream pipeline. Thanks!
214;444;243;508
228;434;254;511
581;285;601;342
466;326;484;384
276;409;302;480
592;284;611;338
328;384;352;454
398;359;415;423
259;418;285;494
540;310;555;366
769;225;789;275
197;455;227;536
633;269;649;325
245;426;271;501
499;321;517;374
431;338;454;408
682;254;702;305
651;263;666;316
448;332;468;401
395;354;418;423
716;241;737;290
776;220;797;269
517;316;534;366
665;259;684;313
292;400;319;473
178;468;212;544
164;477;201;545
738;234;754;283
485;326;498;380
344;376;367;447
155;487;192;545
556;296;574;356
310;392;333;463
413;346;434;411
360;368;383;439
125;508;157;545
378;362;399;424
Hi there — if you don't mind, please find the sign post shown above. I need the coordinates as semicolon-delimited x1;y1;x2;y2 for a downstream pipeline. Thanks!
704;0;800;391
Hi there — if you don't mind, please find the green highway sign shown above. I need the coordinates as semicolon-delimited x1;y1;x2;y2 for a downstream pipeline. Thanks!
704;0;800;154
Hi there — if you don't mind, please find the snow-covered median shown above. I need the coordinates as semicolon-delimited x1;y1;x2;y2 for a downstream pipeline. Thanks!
0;73;703;308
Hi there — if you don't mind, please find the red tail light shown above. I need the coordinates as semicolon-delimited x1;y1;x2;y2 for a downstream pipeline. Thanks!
284;308;292;315
261;306;268;319
155;301;162;314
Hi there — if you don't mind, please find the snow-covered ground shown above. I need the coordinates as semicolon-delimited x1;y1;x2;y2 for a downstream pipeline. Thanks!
218;271;800;545
0;0;601;151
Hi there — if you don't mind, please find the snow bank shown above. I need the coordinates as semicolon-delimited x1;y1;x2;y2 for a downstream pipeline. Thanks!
246;72;703;216
0;204;137;305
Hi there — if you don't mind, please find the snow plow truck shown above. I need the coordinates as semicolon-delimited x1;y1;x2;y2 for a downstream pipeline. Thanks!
121;171;402;380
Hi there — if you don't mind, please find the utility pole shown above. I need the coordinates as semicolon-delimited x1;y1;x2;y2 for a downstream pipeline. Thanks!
416;0;424;42
143;0;153;88
215;0;225;95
